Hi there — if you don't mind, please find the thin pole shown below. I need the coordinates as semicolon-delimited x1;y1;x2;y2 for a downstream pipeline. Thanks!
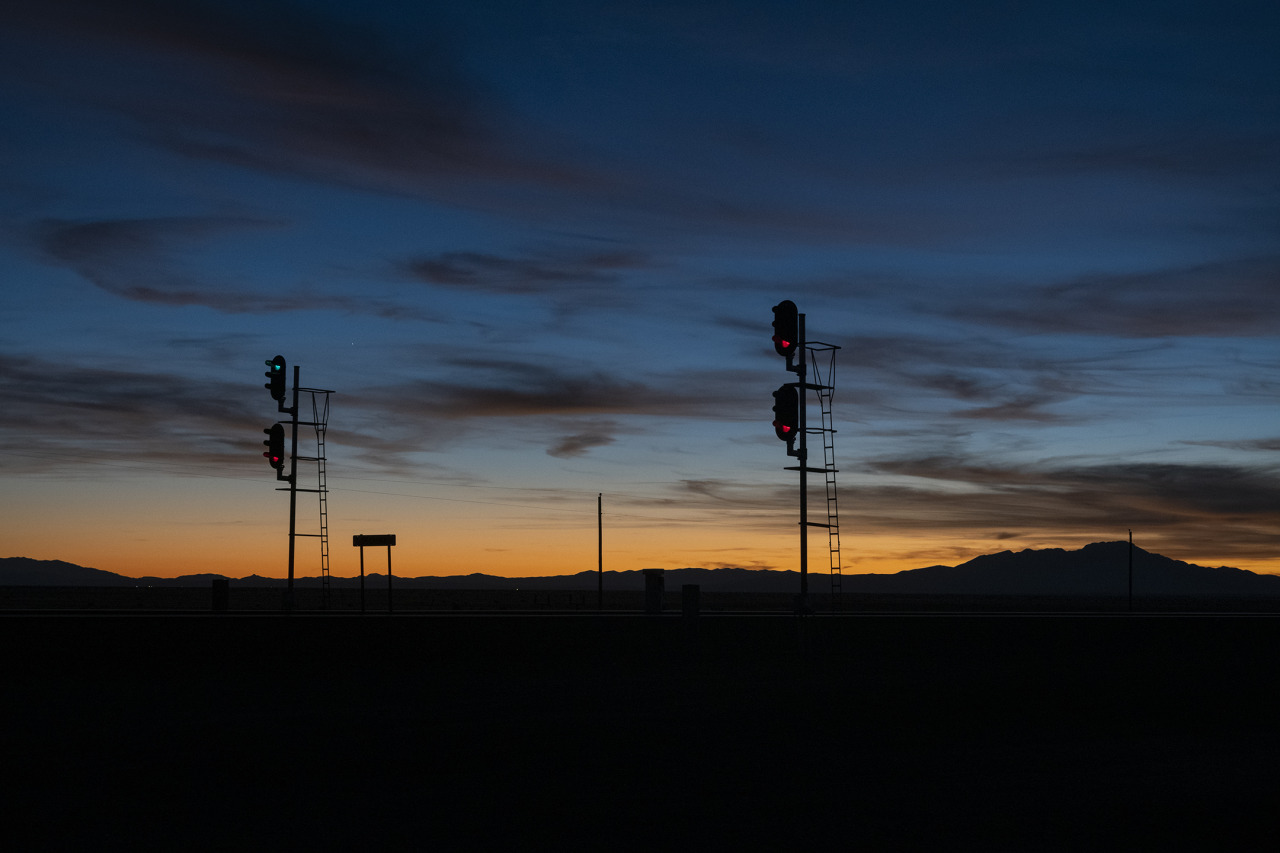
359;545;366;614
286;364;300;610
798;313;808;609
387;545;393;614
597;493;603;611
1128;529;1133;612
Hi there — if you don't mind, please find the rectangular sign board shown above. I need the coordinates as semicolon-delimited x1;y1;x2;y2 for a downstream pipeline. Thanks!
353;534;396;547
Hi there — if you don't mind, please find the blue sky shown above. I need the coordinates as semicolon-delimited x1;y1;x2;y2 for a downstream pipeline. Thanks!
2;0;1278;578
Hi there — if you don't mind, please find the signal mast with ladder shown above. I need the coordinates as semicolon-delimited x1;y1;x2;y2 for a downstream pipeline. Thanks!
770;301;843;611
261;355;335;609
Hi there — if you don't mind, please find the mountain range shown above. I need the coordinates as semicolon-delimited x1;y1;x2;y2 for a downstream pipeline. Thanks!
2;542;1278;596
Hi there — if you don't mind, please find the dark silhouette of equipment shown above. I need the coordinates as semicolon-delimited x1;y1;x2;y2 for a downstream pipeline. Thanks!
768;300;842;611
643;568;664;615
262;423;285;470
771;299;798;362
772;384;799;446
258;354;334;609
264;355;287;401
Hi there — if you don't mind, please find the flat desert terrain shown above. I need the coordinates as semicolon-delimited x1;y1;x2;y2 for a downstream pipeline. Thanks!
5;610;1280;847
6;583;1280;612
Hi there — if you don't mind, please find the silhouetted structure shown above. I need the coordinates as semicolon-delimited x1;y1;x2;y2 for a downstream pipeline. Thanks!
353;534;396;613
259;356;333;608
682;583;700;617
211;578;229;611
643;568;664;614
770;301;842;611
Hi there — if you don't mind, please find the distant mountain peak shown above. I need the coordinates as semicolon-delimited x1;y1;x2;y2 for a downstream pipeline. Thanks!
0;557;133;587
884;541;1276;596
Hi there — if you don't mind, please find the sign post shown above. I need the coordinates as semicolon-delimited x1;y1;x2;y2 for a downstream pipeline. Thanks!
353;534;396;614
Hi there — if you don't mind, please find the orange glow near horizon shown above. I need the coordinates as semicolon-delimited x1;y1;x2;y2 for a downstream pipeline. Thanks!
4;465;1277;582
7;500;1278;582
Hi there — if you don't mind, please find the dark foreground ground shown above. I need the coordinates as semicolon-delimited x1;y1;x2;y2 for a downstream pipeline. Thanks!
8;583;1280;612
5;611;1280;849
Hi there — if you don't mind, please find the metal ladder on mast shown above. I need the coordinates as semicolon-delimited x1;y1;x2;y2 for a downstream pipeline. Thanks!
312;393;331;606
807;343;842;598
819;390;841;596
293;388;333;608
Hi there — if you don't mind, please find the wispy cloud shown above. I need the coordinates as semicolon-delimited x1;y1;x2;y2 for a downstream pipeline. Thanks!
949;256;1280;338
2;0;622;233
847;334;1103;425
351;361;746;421
38;216;279;308
340;359;763;458
1030;134;1280;180
404;248;654;314
547;427;616;459
5;0;569;193
408;249;648;292
0;352;265;472
34;217;429;318
0;349;460;478
1;1;983;248
1182;437;1280;453
855;453;1280;564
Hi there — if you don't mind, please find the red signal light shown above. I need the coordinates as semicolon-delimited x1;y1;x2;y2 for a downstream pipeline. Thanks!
771;300;798;359
772;384;799;444
262;423;285;471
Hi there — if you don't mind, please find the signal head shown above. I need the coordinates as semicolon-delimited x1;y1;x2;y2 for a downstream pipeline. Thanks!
771;300;798;359
772;384;799;444
264;355;286;401
262;423;285;470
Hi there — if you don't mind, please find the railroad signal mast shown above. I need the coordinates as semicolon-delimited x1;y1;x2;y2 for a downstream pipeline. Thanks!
770;301;842;612
260;355;334;608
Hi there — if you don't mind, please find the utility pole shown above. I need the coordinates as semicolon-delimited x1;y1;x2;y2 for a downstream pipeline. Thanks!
598;493;603;611
1128;529;1134;612
797;312;808;608
286;364;300;608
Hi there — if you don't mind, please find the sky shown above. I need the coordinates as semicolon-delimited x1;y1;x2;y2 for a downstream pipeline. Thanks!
2;0;1278;581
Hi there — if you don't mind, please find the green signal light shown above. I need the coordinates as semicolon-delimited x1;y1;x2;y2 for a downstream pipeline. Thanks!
264;355;287;400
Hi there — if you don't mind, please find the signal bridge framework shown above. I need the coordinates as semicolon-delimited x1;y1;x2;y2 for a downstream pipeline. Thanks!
287;386;334;607
804;341;842;599
268;364;334;608
783;337;843;609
